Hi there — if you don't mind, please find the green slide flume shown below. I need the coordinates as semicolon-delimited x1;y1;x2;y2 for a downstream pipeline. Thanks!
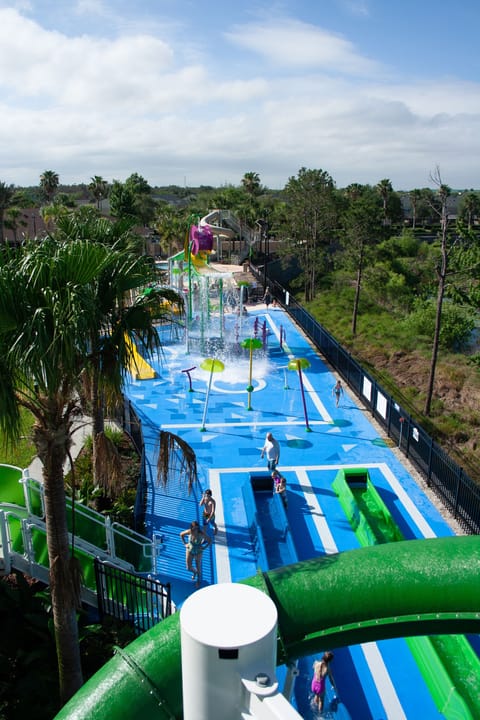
332;467;480;719
55;535;480;719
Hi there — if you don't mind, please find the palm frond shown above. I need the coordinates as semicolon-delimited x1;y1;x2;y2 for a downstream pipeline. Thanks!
94;431;123;498
157;430;198;493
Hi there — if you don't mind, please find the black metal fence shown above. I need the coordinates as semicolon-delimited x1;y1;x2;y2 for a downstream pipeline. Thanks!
258;270;480;534
94;559;172;633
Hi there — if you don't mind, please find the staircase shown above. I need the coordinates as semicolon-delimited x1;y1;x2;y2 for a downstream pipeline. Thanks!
0;464;158;608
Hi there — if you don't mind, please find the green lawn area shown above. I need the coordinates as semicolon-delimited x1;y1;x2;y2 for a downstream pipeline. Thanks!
0;408;37;469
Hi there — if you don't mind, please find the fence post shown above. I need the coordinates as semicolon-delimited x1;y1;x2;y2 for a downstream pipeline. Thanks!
371;380;377;417
426;438;433;487
0;511;11;575
405;415;411;458
105;516;115;557
398;417;405;449
386;398;392;438
453;467;463;520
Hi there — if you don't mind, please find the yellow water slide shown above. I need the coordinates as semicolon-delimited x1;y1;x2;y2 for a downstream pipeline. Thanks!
124;334;157;380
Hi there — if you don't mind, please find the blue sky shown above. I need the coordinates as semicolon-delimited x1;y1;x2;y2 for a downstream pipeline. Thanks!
1;0;479;190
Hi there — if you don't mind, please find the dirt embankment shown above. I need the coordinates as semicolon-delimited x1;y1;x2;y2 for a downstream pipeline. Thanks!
365;347;480;475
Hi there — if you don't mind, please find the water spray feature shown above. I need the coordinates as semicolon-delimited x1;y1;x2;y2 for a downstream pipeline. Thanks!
288;358;312;431
200;358;225;432
240;338;263;410
181;366;196;392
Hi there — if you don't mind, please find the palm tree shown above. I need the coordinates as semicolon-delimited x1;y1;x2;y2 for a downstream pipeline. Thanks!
241;171;262;197
40;170;60;203
376;178;393;225
88;176;109;211
0;181;15;243
54;211;183;491
41;199;70;231
408;189;422;229
0;238;135;704
0;211;183;705
4;206;27;245
459;191;480;231
154;204;184;257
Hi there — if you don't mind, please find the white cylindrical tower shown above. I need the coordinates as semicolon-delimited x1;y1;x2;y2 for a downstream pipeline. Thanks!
180;583;278;720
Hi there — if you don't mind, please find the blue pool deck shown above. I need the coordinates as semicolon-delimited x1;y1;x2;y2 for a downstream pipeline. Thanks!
124;303;463;720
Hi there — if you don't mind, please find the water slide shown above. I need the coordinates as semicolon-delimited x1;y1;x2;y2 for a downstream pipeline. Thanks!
332;468;480;718
124;333;157;380
200;209;235;240
55;535;480;719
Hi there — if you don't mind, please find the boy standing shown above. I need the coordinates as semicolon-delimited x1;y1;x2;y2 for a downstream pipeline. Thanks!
200;489;218;534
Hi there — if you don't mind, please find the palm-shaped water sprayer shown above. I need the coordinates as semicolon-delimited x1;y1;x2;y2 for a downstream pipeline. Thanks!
288;357;312;431
200;358;225;431
241;338;263;410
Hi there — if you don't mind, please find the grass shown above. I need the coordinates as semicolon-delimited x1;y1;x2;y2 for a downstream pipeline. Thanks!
305;284;480;483
0;408;37;469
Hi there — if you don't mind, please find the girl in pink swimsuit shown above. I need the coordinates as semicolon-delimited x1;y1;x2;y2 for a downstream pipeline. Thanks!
311;651;336;713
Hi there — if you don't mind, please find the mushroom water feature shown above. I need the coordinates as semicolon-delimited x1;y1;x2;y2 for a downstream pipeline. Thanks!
199;358;225;431
288;357;312;431
240;337;263;410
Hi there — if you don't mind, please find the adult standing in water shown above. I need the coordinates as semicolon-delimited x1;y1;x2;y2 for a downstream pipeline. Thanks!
261;431;280;471
180;520;211;588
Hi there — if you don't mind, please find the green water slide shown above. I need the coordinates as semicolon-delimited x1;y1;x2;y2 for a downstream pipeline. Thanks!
332;467;480;719
54;535;480;719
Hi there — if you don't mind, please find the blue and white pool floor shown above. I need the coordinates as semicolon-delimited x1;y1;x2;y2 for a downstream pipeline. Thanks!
124;304;463;720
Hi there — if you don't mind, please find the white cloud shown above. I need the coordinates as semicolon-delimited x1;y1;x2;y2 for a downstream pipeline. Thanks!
0;7;479;190
225;18;382;76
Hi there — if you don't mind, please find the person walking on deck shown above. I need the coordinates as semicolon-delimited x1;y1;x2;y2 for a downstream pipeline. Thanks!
261;431;280;471
332;379;344;408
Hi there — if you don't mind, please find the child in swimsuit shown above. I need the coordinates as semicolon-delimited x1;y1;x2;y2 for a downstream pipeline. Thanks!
272;470;288;509
200;489;218;534
311;651;336;713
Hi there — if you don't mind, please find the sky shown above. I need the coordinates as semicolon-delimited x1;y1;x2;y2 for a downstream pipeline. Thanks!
1;0;480;191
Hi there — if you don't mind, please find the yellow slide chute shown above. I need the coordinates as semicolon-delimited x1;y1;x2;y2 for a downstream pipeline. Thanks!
124;334;157;380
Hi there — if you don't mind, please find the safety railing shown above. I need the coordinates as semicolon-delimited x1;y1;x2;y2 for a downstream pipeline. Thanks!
94;559;173;633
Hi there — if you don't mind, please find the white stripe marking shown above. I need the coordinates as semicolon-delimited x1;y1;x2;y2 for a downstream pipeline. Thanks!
296;468;337;555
